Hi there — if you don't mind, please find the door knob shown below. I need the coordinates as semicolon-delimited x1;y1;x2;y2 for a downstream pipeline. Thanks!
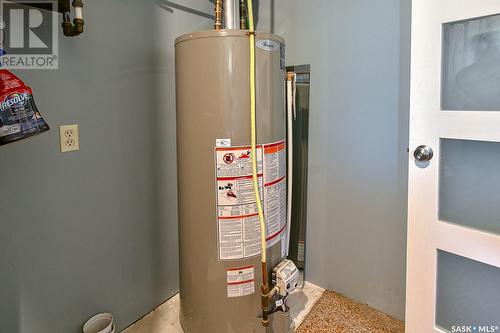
414;145;433;162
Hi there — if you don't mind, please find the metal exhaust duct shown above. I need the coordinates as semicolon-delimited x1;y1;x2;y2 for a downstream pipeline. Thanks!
223;0;240;29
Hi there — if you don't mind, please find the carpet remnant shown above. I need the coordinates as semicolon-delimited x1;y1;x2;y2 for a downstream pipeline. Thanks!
296;291;405;333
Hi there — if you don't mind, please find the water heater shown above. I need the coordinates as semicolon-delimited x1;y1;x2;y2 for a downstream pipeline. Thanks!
175;30;289;333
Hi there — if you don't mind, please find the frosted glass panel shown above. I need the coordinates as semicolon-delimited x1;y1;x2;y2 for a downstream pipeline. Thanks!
439;139;500;235
442;14;500;111
436;251;500;331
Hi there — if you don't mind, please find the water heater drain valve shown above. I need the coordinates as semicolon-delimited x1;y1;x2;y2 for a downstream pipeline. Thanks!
272;259;299;296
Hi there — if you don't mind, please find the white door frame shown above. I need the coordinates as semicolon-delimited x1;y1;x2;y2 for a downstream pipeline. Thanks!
406;1;500;332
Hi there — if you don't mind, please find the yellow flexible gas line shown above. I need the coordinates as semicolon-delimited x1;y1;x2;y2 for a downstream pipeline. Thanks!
247;0;266;267
247;0;270;326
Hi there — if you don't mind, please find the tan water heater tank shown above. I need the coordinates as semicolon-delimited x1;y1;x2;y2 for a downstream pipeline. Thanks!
175;30;287;333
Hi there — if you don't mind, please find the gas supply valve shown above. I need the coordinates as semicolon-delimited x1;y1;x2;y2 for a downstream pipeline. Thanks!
272;259;299;297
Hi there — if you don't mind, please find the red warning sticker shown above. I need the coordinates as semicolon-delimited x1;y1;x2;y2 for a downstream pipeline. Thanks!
215;141;287;261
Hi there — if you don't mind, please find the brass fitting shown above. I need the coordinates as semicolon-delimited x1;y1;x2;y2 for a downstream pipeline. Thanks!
239;0;247;29
62;0;84;37
261;284;270;326
214;0;223;30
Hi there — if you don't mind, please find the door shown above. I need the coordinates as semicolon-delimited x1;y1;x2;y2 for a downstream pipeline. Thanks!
407;1;500;333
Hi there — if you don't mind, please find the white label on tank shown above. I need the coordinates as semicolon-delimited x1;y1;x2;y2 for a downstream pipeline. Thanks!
227;265;255;298
215;141;287;261
216;138;231;147
262;141;287;249
256;39;279;52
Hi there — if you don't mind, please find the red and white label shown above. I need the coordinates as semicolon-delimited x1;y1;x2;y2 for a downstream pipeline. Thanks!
263;141;287;248
226;265;255;298
215;141;287;261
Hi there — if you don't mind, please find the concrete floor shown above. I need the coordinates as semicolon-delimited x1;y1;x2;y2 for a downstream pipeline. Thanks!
122;281;325;333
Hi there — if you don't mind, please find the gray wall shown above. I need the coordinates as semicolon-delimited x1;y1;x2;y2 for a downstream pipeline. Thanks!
266;0;411;320
0;1;213;332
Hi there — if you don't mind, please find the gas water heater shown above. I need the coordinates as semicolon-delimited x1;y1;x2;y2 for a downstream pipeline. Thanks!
175;2;297;332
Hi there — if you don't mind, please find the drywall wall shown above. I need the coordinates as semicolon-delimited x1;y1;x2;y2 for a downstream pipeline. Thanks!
263;0;411;320
0;1;213;332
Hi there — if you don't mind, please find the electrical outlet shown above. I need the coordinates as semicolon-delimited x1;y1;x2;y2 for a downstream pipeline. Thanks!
59;124;80;153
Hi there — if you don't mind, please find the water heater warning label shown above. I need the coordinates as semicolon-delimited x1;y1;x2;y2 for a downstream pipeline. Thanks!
215;141;287;261
226;265;255;298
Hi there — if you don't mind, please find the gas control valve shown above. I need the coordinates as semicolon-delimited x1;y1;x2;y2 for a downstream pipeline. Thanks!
272;259;299;296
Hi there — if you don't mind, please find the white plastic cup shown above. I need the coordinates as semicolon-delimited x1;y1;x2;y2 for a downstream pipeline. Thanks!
83;313;114;333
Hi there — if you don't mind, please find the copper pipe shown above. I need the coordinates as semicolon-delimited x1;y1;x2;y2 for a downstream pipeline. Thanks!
214;0;223;30
62;0;84;37
261;262;270;326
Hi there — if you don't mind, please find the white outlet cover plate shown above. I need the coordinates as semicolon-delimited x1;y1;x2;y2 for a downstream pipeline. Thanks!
59;124;80;153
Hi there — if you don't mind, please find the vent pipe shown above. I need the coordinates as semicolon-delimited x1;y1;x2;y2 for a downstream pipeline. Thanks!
223;0;240;29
